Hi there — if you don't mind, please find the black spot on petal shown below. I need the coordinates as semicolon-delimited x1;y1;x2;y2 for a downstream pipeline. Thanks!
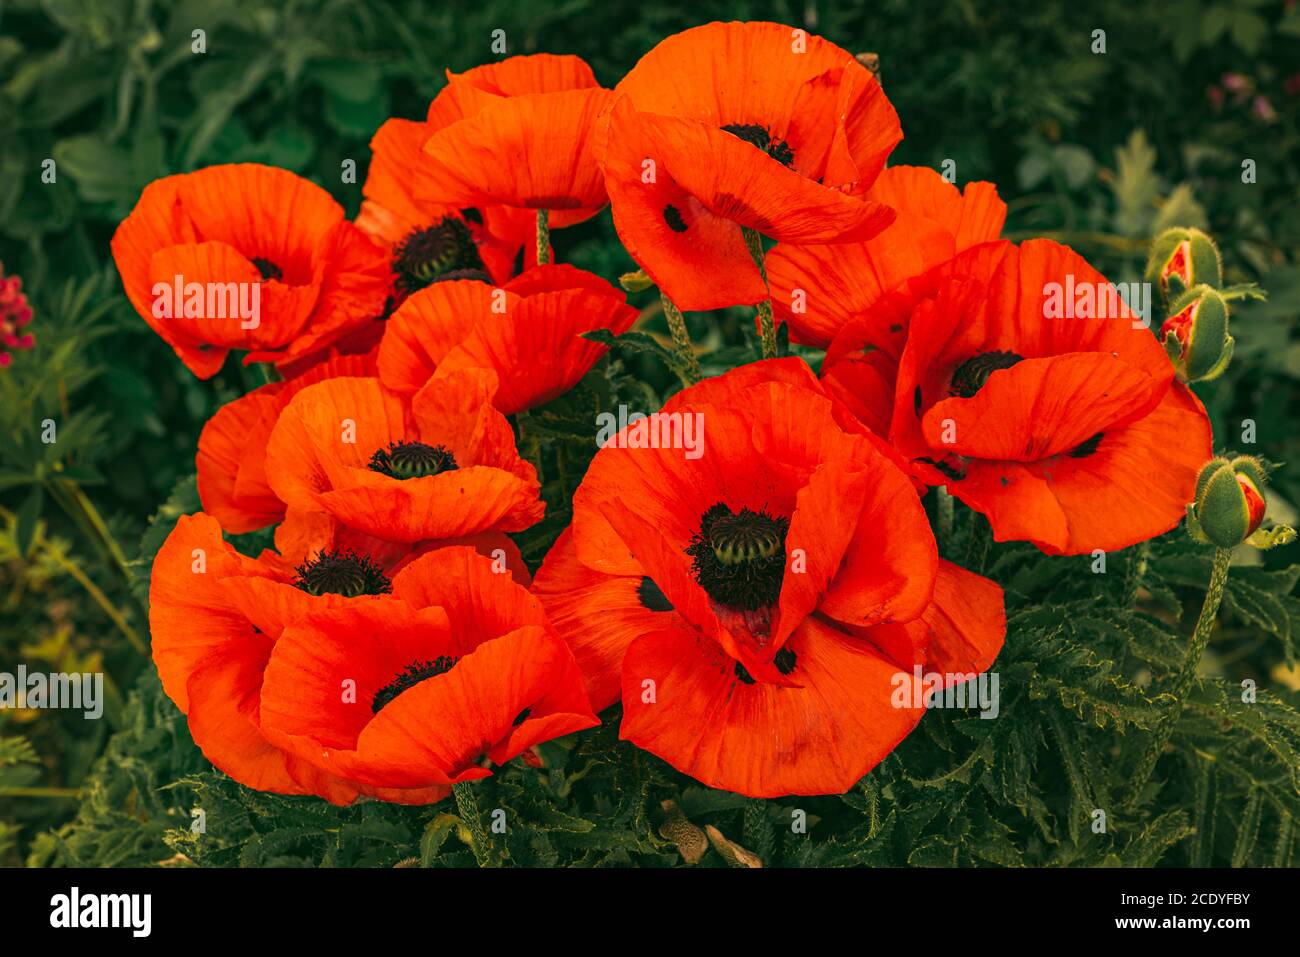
637;577;674;612
1069;432;1103;458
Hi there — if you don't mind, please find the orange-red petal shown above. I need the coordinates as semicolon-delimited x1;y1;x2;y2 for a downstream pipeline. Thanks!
619;616;926;797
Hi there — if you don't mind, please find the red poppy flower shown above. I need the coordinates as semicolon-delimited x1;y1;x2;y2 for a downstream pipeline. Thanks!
258;546;598;790
531;358;1005;796
263;371;544;543
409;54;611;229
344;73;618;364
766;165;1006;348
355;56;608;331
599;21;902;311
426;53;602;124
150;512;485;805
827;239;1212;554
358;117;537;292
377;264;638;414
197;354;376;533
111;164;390;378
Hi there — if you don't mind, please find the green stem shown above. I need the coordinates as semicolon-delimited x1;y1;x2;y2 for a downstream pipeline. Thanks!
42;481;99;563
659;293;702;385
0;787;80;799
45;478;148;654
49;547;146;656
48;480;134;586
741;227;777;360
742;798;769;859
1129;547;1232;804
935;488;955;550
964;512;992;573
452;781;497;868
1120;540;1151;609
536;209;550;265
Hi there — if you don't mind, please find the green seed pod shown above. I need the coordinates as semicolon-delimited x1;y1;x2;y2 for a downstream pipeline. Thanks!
1161;285;1233;383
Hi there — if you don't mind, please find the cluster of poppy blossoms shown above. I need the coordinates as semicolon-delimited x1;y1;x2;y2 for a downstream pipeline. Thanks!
114;21;1213;802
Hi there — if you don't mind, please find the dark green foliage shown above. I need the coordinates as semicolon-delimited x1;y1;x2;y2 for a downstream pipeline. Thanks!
3;0;1298;867
25;665;206;867
24;513;1300;868
512;355;659;568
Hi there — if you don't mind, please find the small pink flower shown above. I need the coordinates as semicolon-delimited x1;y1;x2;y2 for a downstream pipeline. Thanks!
1252;95;1278;122
0;264;35;368
1221;72;1251;97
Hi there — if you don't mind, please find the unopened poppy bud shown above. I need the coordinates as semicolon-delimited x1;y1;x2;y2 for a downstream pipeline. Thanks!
1162;285;1233;383
1187;456;1294;549
1146;227;1222;302
619;269;654;293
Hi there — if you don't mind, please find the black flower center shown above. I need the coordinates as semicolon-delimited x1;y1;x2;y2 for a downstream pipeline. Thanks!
686;503;788;610
372;656;458;714
251;257;282;282
367;441;458;480
949;351;1024;398
293;549;392;598
393;216;488;293
721;124;796;168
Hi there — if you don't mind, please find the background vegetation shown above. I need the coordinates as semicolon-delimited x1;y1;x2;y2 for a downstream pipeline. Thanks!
1;0;1297;867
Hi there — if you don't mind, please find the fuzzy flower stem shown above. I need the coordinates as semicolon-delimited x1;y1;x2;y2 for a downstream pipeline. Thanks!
536;209;550;265
935;488;955;549
964;512;992;573
1121;540;1151;609
660;293;703;385
1130;546;1232;804
453;781;497;868
742;227;778;360
742;798;769;858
